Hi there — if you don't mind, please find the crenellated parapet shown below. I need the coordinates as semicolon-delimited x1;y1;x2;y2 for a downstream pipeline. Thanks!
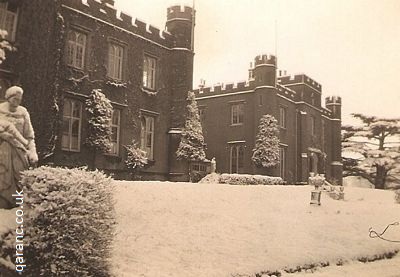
325;96;342;106
62;0;175;47
276;84;296;100
194;80;259;97
254;54;276;67
325;96;341;119
278;74;322;92
167;5;194;22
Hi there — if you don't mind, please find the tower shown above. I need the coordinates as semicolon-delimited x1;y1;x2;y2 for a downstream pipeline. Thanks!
166;5;196;180
252;54;277;87
325;96;342;184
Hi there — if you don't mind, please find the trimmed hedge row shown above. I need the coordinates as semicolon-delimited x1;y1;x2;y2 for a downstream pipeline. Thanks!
2;166;115;276
219;173;284;186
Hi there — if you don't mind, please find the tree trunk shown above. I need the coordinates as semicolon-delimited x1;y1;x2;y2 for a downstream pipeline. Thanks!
374;165;386;189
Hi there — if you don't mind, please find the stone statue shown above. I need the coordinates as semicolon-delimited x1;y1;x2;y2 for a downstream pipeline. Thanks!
0;86;38;208
211;157;216;173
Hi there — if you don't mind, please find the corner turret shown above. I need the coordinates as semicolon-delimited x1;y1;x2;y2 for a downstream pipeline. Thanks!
166;5;195;50
250;54;276;87
325;96;341;119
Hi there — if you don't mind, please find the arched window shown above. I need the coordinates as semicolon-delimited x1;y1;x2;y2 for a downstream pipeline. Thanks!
62;99;82;151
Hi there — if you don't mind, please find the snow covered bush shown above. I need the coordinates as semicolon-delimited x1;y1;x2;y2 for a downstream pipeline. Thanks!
85;89;113;152
125;140;148;171
252;115;280;168
0;29;14;64
2;166;115;276
176;91;206;162
219;173;284;186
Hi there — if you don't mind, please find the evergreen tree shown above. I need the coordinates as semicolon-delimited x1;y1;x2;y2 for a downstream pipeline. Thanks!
342;114;400;189
252;115;280;168
176;91;206;162
85;89;113;153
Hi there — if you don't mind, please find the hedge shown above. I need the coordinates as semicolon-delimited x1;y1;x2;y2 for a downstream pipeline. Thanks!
219;173;284;186
1;166;115;276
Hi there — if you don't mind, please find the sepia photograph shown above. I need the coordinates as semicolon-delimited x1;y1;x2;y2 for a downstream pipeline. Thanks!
0;0;399;276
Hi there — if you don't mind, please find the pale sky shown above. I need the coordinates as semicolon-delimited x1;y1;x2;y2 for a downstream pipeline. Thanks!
114;0;400;125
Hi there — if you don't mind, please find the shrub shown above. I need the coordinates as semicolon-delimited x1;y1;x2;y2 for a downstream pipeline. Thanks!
124;140;148;171
395;189;400;204
2;166;115;276
219;173;284;186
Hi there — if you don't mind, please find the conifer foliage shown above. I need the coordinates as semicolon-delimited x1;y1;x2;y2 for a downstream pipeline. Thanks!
0;29;14;64
125;140;148;171
252;115;280;168
342;113;400;189
85;89;113;152
176;91;206;162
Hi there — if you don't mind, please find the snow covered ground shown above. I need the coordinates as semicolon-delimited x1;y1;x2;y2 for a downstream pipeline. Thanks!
111;181;400;277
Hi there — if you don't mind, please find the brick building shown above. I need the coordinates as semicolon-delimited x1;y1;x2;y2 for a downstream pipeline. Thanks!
193;54;343;184
0;0;194;180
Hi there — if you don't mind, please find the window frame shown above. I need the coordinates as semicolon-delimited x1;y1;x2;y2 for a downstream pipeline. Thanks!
107;42;124;80
279;106;287;129
143;54;158;90
229;144;245;173
108;108;121;156
66;29;88;69
61;99;82;152
0;2;18;42
140;115;155;160
231;103;244;126
279;146;287;179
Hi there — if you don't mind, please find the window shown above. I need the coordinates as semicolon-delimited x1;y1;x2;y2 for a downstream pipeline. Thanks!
279;106;287;128
143;55;157;90
311;115;316;135
108;43;124;80
62;99;82;151
259;95;263;106
0;2;18;41
279;147;287;178
198;106;206;124
108;109;121;155
311;93;315;105
67;30;87;69
231;103;244;125
230;144;244;173
140;115;154;159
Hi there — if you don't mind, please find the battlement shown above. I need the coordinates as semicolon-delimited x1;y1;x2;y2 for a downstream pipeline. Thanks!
63;0;174;47
321;108;333;117
276;84;296;100
278;74;321;92
194;80;259;97
167;5;194;21
254;54;276;67
325;96;342;105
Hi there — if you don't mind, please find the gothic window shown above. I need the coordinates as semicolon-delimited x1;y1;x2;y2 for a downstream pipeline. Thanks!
231;103;244;125
62;99;82;151
67;30;87;69
0;2;18;41
108;43;124;80
143;55;157;90
230;144;244;173
108;109;121;155
279;106;287;128
140;115;155;159
279;147;287;179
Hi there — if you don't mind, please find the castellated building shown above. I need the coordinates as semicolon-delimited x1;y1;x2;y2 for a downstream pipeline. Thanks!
193;54;343;184
0;0;195;180
0;0;342;183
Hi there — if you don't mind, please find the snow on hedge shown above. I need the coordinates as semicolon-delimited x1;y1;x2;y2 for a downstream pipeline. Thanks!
219;173;284;185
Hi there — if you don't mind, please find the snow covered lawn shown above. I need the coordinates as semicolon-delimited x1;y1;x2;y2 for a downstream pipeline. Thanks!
111;181;400;276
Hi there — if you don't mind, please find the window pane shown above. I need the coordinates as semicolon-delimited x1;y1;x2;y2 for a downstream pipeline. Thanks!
72;102;81;118
71;119;80;136
61;134;70;149
63;100;72;116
